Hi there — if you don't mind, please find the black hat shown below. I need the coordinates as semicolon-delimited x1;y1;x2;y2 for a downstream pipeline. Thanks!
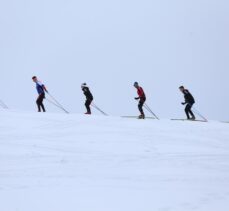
81;83;88;88
134;82;139;87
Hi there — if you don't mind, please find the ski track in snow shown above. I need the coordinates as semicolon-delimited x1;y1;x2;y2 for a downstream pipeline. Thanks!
0;110;229;211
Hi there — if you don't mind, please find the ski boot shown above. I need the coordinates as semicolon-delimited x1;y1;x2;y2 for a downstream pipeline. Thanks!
190;116;196;120
138;114;145;119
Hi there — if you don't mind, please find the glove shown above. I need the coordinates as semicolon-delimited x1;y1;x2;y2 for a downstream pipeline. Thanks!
135;97;139;100
181;102;186;105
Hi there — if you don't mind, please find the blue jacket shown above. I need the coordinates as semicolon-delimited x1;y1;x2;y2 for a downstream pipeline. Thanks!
36;82;45;95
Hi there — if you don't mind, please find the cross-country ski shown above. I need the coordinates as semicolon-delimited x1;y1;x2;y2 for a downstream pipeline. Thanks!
122;116;156;120
171;119;208;123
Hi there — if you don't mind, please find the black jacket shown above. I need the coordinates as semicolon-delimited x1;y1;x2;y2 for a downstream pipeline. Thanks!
183;89;195;104
82;87;93;100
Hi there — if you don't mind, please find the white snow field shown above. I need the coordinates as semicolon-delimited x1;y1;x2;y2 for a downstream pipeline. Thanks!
0;110;229;211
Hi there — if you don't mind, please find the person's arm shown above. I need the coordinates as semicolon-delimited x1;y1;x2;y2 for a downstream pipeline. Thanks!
37;81;48;93
181;90;189;104
42;85;48;93
135;88;141;100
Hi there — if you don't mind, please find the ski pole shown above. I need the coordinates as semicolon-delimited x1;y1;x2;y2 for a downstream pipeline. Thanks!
192;106;208;122
45;98;66;111
46;98;69;114
146;105;159;120
143;105;155;118
0;100;8;109
0;101;5;109
144;103;160;120
46;93;69;114
91;102;108;116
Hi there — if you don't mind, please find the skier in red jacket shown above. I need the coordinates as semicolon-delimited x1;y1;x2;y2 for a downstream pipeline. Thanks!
134;82;146;119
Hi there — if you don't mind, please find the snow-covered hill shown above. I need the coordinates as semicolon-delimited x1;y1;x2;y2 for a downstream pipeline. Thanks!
0;110;229;211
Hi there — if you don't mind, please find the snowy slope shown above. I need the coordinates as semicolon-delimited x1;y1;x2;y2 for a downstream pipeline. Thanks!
0;110;229;211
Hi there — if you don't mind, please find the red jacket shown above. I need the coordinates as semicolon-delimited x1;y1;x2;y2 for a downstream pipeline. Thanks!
137;87;146;98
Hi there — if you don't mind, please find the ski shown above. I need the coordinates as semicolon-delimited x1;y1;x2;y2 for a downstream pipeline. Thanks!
171;119;207;123
122;116;156;120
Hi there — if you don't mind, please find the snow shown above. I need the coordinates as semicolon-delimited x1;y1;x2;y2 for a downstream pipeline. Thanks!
0;110;229;211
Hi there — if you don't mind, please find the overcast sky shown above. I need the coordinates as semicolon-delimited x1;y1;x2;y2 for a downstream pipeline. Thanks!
0;0;228;120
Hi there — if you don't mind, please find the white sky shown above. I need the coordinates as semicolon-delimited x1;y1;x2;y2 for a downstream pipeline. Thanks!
0;0;229;120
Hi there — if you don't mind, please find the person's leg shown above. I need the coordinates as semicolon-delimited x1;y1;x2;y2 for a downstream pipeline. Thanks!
36;96;42;112
40;94;46;112
40;102;45;112
185;104;191;119
85;99;91;114
188;104;195;119
36;94;45;112
138;99;145;118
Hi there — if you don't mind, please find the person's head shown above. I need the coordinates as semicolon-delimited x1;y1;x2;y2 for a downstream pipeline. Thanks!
81;83;87;89
179;86;185;92
32;76;38;83
133;82;139;88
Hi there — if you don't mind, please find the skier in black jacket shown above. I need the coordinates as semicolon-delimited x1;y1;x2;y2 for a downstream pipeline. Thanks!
81;83;93;114
179;86;196;120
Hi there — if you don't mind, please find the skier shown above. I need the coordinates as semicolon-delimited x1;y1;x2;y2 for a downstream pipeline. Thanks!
134;82;146;119
81;83;93;115
32;76;48;112
179;86;196;120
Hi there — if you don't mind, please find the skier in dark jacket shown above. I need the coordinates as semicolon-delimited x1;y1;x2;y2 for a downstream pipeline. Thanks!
32;76;48;112
81;83;93;114
179;86;195;120
134;82;146;119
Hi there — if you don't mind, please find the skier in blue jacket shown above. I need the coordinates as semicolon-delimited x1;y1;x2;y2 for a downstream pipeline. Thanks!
32;76;48;112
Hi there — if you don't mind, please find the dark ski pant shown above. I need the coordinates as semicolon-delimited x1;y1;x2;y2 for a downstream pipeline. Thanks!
185;103;195;119
138;98;146;115
85;99;93;113
36;93;46;112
